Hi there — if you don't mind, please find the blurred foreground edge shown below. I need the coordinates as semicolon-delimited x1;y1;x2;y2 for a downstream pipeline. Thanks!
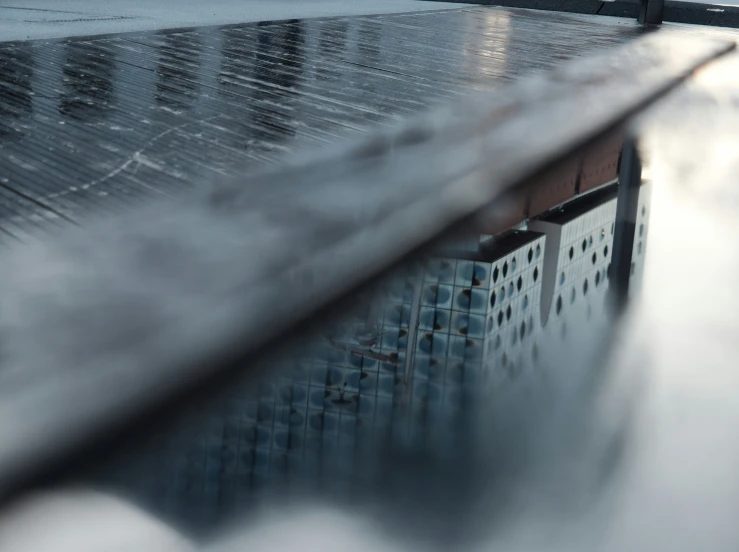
0;31;732;506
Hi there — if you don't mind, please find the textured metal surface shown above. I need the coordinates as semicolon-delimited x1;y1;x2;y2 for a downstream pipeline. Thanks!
0;7;653;243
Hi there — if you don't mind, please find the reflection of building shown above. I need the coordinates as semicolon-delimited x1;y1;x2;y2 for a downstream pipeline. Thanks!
415;231;546;399
202;230;552;500
629;182;651;298
261;265;417;489
211;184;637;485
529;185;618;333
93;182;651;531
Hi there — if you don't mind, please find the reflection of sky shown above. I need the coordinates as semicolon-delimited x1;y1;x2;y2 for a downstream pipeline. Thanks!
463;11;510;85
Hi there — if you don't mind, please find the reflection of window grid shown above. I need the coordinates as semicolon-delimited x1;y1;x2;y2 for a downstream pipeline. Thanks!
236;263;420;492
414;257;466;449
553;197;618;329
416;233;546;413
147;188;649;523
529;186;620;348
629;182;652;298
481;234;546;388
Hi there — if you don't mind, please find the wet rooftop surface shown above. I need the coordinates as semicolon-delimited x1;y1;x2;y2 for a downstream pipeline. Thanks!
3;3;656;537
0;7;652;245
3;7;739;550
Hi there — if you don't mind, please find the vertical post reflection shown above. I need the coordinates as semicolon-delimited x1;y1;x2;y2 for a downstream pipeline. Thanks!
217;21;305;152
155;33;202;112
357;20;382;62
316;20;348;82
59;42;116;122
0;46;34;140
251;20;305;142
610;137;642;311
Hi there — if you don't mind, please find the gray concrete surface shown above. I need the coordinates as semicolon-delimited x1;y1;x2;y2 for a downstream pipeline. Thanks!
0;0;470;42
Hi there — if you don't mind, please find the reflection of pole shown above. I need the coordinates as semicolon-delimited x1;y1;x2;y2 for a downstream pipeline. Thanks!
610;136;641;312
402;270;423;388
638;0;664;25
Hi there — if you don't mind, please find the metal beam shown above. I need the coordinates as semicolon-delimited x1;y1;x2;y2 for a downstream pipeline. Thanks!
610;135;642;311
639;0;665;25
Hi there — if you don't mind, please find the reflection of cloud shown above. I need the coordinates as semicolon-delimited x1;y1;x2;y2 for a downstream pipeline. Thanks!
59;42;116;122
0;46;33;139
209;506;408;552
0;488;192;552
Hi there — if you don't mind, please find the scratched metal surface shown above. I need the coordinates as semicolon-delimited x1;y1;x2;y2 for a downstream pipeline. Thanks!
0;7;652;243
